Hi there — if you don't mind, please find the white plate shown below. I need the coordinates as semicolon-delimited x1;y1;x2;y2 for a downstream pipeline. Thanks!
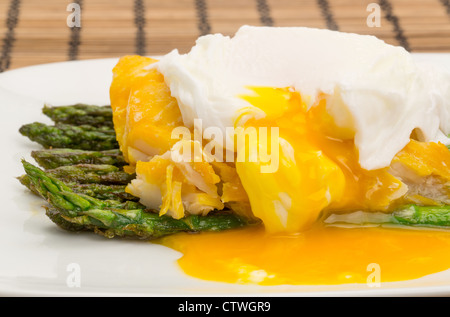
1;55;450;297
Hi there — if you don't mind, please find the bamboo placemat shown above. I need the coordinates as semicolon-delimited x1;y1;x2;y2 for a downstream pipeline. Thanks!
1;0;450;72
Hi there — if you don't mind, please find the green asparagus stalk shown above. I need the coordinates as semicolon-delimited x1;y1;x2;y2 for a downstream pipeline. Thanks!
18;174;137;201
324;204;450;228
43;104;113;127
47;164;135;185
17;174;40;196
44;206;91;232
19;122;118;151
44;205;250;239
21;160;251;239
65;183;138;201
392;204;450;227
31;148;126;169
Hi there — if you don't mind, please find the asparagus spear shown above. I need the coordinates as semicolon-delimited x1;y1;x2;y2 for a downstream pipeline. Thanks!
21;160;251;239
44;206;91;232
43;104;113;127
31;148;126;169
47;164;135;185
66;183;138;201
324;204;450;228
392;204;450;227
44;205;250;239
18;174;137;201
19;122;118;151
17;174;40;197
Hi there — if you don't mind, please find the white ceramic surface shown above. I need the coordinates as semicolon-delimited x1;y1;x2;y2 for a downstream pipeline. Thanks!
1;55;450;296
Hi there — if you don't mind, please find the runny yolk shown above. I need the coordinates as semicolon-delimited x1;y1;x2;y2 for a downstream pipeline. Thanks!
157;224;450;286
233;87;405;234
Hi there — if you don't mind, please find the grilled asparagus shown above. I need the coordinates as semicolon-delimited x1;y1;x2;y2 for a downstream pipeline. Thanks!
31;148;125;169
46;164;135;185
42;104;113;127
19;122;118;150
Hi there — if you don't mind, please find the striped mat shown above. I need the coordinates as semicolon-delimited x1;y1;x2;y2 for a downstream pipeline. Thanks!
1;0;450;71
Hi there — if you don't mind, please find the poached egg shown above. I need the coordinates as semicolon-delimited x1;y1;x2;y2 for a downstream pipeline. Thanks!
110;25;450;235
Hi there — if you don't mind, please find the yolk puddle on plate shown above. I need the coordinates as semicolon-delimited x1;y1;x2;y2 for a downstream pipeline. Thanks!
156;224;450;285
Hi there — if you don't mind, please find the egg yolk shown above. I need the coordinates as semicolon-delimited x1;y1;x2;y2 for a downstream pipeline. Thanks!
234;87;405;233
158;224;450;286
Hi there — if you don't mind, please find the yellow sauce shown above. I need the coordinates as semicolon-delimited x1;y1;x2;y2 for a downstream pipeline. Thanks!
158;224;450;285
